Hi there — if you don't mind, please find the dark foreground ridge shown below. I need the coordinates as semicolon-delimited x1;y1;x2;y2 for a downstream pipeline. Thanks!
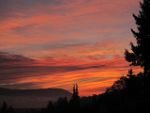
0;88;72;108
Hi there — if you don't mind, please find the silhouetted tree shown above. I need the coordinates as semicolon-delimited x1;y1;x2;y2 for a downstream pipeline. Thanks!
56;97;68;113
125;0;150;74
46;101;55;113
1;102;8;113
69;83;80;112
107;69;142;95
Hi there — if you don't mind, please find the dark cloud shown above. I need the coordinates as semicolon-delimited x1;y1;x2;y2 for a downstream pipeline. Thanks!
0;52;130;90
0;64;105;83
0;82;37;89
0;52;106;87
0;52;33;63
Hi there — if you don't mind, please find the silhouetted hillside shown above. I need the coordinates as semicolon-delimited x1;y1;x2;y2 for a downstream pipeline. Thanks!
0;88;71;108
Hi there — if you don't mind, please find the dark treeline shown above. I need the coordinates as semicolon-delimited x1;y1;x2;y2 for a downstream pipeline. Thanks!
0;102;15;113
39;70;150;113
1;0;150;113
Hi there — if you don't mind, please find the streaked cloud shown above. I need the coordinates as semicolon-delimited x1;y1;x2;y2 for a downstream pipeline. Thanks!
0;52;141;95
0;0;141;95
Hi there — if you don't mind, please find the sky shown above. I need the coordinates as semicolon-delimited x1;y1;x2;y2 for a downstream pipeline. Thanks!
0;0;141;96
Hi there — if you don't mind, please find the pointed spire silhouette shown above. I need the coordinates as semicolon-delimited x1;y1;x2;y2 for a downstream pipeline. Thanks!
75;83;79;96
72;83;79;98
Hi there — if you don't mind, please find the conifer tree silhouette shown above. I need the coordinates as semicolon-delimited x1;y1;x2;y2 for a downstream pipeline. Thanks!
72;83;79;99
125;0;150;74
70;83;80;112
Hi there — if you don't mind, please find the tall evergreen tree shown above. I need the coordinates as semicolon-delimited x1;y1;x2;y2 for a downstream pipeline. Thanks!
70;83;80;112
72;83;79;99
125;0;150;74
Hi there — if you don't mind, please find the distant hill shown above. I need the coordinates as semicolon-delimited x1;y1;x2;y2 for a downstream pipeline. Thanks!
0;88;72;108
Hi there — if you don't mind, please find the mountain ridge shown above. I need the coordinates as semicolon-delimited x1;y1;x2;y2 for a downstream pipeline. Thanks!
0;87;72;108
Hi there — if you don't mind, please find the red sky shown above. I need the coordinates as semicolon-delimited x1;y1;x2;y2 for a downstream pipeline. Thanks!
0;0;142;96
